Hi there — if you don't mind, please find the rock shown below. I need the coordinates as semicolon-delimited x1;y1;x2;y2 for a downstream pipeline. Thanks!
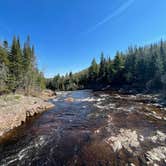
40;89;56;100
111;140;122;151
130;164;136;166
105;129;140;153
148;130;166;143
94;129;100;134
146;146;166;164
0;94;55;137
65;97;74;102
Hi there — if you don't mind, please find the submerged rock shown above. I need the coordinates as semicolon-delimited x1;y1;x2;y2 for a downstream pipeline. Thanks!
148;130;166;143
65;97;74;102
146;146;166;164
105;129;140;153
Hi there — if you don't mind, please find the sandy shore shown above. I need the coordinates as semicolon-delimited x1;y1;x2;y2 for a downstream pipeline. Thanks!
0;93;55;137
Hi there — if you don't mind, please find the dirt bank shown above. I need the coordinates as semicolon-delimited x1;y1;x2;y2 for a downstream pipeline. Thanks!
0;93;55;137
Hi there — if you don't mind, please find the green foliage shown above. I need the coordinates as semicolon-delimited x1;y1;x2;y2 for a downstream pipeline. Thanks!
113;51;125;72
0;35;46;95
0;63;9;94
47;40;166;92
99;53;107;81
8;36;23;90
88;58;99;81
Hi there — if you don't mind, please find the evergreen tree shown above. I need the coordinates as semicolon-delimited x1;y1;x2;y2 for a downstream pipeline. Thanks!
113;51;125;72
47;40;166;93
0;45;9;65
99;52;107;81
106;57;114;83
0;35;46;95
0;62;9;94
8;36;23;91
88;58;99;82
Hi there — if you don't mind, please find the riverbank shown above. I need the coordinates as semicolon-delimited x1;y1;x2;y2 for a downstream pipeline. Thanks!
0;92;55;138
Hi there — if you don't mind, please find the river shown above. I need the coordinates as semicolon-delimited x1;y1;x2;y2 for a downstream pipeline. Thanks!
0;90;166;166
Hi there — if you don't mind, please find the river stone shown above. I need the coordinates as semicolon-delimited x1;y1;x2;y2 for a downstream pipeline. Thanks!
105;129;140;153
146;146;166;164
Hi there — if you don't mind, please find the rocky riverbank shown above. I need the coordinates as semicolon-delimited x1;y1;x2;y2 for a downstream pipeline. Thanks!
0;93;55;137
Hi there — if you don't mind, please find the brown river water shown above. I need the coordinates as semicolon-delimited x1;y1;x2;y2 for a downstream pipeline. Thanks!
0;90;166;166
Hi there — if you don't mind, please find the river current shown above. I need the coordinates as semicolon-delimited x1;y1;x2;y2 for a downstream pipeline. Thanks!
0;90;166;166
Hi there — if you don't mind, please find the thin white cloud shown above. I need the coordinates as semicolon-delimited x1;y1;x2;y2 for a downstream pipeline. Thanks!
87;0;135;33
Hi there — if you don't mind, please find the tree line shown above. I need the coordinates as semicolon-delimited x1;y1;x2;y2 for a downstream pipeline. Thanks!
47;40;166;93
0;36;45;95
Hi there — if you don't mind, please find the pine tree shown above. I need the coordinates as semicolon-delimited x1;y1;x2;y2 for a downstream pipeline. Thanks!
160;39;166;71
106;57;114;83
22;36;38;94
0;43;9;93
113;51;124;72
8;36;23;91
0;63;8;94
0;45;9;65
99;52;107;81
88;58;99;82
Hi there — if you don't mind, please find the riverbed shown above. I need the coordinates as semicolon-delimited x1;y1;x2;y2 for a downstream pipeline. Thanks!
0;90;166;166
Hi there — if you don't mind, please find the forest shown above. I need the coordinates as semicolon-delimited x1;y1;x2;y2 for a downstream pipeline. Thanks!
47;40;166;93
1;37;166;94
0;36;45;95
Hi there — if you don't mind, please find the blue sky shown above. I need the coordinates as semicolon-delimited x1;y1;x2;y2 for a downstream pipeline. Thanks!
0;0;166;77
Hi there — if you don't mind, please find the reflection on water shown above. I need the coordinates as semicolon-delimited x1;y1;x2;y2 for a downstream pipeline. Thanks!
0;90;165;166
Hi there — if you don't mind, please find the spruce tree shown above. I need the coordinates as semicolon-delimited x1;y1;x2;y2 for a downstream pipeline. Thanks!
8;36;23;91
88;58;99;82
